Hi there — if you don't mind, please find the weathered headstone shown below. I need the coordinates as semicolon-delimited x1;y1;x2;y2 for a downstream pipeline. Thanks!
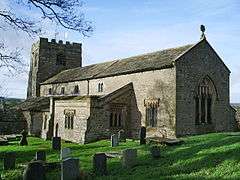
118;130;126;142
36;150;46;161
19;130;28;146
122;149;137;168
4;152;16;170
23;161;45;180
111;134;119;147
52;137;61;150
61;148;71;160
61;158;80;180
139;126;146;145
150;146;161;158
93;153;107;176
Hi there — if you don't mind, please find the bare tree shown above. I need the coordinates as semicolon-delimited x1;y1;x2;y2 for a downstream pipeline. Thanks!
0;0;93;74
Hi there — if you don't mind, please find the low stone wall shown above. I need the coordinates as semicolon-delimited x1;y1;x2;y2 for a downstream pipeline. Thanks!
0;109;27;135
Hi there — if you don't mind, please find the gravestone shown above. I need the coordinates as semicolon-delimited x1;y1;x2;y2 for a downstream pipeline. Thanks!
139;126;146;145
36;150;46;161
111;134;119;147
61;158;80;180
61;148;71;160
122;149;137;168
150;146;161;158
19;130;28;146
4;152;16;170
23;161;45;180
93;153;107;176
52;137;61;150
118;130;126;142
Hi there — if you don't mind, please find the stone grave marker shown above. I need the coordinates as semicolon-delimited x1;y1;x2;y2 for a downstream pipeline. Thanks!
19;130;28;146
111;134;119;147
118;130;126;142
61;158;80;180
52;137;61;150
150;146;161;158
4;152;16;170
23;161;45;180
61;148;71;160
139;126;146;145
93;153;107;176
122;149;137;168
36;150;46;161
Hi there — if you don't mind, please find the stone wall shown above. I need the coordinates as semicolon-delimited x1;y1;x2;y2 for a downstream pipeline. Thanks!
175;39;237;136
54;97;91;143
28;38;82;98
41;68;177;139
0;109;27;135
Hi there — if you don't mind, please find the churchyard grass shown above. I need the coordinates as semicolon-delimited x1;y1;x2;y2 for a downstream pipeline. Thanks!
1;132;240;179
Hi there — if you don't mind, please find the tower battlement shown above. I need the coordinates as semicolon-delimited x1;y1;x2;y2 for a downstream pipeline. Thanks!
39;37;82;48
27;37;82;98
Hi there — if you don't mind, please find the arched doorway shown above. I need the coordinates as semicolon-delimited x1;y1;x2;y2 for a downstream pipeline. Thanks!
55;123;59;137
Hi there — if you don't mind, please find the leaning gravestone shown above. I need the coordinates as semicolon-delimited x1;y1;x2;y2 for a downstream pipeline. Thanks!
36;150;46;161
23;161;46;180
139;126;146;145
111;134;119;147
52;137;61;150
4;152;16;170
93;153;107;176
122;149;137;168
61;148;71;160
118;130;126;142
19;130;28;146
61;158;80;180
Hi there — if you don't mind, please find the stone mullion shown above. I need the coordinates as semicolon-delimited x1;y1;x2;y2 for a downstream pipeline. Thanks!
205;95;208;124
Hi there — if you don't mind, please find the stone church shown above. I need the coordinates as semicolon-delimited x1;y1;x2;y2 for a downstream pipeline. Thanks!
16;29;238;144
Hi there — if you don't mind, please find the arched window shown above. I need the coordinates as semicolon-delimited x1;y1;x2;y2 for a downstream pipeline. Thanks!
61;87;65;95
56;53;66;66
48;88;52;95
195;76;216;125
73;85;79;94
98;83;104;92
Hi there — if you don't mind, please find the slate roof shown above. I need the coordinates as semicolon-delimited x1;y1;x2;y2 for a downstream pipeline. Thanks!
42;43;194;84
14;97;50;111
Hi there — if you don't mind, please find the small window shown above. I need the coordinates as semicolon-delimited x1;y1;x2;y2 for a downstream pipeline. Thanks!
64;114;74;129
98;83;103;92
146;107;157;127
61;87;65;95
56;53;66;66
48;88;52;95
109;112;122;128
73;85;79;94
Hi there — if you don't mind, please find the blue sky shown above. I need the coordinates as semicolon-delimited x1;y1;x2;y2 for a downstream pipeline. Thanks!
0;0;239;102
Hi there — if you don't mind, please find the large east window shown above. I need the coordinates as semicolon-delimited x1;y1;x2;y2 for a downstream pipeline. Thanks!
195;77;215;125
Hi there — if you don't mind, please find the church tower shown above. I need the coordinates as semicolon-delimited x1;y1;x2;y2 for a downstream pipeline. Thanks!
27;38;82;98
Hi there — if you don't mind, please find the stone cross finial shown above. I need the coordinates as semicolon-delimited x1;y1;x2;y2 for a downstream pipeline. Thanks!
200;25;206;40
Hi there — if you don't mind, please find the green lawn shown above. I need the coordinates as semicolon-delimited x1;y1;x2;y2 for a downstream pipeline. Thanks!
1;132;240;179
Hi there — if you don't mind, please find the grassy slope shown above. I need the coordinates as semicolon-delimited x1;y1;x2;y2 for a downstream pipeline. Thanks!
1;133;240;179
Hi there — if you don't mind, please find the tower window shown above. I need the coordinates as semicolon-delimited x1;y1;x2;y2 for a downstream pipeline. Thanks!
98;83;103;92
73;85;79;94
61;87;65;95
56;53;66;66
